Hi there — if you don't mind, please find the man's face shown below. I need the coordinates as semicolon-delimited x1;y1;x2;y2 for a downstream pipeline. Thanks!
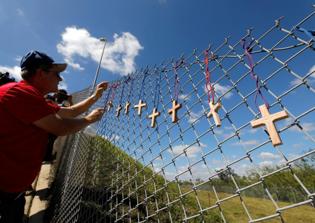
41;69;62;93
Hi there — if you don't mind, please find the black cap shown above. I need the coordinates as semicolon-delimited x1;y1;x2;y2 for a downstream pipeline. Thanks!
20;51;67;73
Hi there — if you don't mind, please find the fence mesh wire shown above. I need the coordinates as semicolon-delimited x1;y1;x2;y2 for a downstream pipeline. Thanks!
49;7;315;223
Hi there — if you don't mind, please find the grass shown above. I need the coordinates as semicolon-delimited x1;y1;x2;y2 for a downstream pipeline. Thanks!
83;136;315;223
194;189;315;223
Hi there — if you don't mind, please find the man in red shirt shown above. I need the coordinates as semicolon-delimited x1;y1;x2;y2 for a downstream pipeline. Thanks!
0;51;108;223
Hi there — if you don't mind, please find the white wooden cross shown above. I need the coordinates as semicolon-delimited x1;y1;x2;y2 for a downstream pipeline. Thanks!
148;108;160;128
125;101;130;114
207;101;222;127
116;104;122;117
168;100;182;123
250;104;289;146
134;99;146;116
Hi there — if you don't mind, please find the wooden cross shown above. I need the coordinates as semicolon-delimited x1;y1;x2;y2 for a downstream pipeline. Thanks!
125;101;130;114
107;101;113;112
207;101;222;127
134;99;146;116
250;104;289;146
168;100;182;123
116;104;122;117
148;108;160;128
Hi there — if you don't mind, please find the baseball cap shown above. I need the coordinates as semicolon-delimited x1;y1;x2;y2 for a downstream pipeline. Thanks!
20;51;67;73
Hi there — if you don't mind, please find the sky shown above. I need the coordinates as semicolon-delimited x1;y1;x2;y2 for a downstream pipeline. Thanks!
1;1;315;180
0;0;313;93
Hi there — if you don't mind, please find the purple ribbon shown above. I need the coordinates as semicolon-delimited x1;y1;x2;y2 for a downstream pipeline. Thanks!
242;38;269;109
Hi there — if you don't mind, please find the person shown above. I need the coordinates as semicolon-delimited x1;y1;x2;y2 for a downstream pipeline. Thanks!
0;72;16;85
0;50;108;223
43;89;73;163
55;89;73;107
50;89;73;107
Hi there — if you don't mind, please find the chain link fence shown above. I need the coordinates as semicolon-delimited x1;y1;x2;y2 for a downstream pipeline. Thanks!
49;7;315;223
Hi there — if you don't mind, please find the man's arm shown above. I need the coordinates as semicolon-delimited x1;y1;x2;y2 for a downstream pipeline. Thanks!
57;82;108;118
33;108;104;136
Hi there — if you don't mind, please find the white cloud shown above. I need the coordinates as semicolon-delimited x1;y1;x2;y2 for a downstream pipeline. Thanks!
0;66;21;80
57;27;143;75
232;140;259;147
291;65;315;86
292;143;304;149
86;128;120;141
58;75;68;90
164;164;211;181
103;134;120;142
237;163;252;176
188;110;202;124
204;83;233;100
220;126;235;137
164;170;177;180
99;134;120;143
178;94;190;101
290;65;315;86
84;125;97;136
248;128;258;134
214;128;224;135
214;83;233;99
302;122;315;132
170;144;205;158
153;166;161;173
64;58;84;71
259;160;274;167
152;160;164;173
290;78;303;86
287;153;299;160
289;122;315;133
224;126;234;131
259;152;280;160
200;142;207;148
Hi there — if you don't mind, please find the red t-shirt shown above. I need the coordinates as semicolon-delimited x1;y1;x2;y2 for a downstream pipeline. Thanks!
0;81;60;192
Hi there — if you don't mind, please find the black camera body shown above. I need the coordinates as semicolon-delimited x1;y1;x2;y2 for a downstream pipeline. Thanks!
0;72;16;85
55;90;70;104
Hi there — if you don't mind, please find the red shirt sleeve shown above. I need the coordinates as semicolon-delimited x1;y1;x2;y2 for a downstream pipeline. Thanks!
46;100;61;112
2;84;60;124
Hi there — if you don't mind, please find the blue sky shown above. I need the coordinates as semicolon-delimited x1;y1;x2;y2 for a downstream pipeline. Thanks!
1;1;315;180
0;0;313;92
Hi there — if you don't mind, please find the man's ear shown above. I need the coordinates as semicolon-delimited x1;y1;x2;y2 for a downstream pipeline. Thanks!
36;68;47;80
26;69;42;83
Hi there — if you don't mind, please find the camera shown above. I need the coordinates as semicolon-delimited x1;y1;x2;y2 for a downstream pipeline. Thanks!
0;72;16;85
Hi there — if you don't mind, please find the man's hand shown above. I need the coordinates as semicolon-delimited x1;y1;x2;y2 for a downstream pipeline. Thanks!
93;81;108;100
57;81;108;119
34;108;104;136
85;108;104;123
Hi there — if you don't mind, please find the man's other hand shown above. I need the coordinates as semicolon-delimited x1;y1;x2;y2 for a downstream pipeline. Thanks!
85;108;104;123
